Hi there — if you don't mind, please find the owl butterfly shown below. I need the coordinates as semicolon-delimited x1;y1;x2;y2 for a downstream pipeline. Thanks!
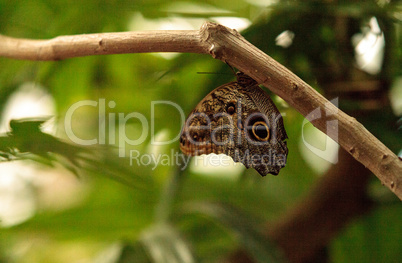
180;72;288;176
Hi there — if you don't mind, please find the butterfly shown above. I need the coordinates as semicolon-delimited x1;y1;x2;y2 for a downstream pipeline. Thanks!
180;72;288;176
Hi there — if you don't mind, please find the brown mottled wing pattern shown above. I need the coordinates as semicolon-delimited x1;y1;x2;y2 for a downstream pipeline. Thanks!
180;73;288;176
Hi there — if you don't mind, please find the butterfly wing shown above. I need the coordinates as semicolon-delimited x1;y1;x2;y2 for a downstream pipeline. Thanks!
234;83;288;175
180;77;288;176
180;81;238;156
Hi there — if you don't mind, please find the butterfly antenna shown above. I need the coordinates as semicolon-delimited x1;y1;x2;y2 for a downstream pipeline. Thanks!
196;72;231;75
225;62;237;76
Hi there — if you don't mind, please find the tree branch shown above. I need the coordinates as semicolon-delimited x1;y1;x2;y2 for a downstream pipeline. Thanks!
1;22;401;199
0;31;205;60
226;149;373;263
268;148;372;263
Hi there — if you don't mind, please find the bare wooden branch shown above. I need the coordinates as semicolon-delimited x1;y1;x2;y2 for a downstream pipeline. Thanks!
198;23;401;200
1;22;401;199
0;31;206;60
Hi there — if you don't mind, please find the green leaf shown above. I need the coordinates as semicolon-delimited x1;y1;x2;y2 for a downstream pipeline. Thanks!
115;241;152;263
140;223;196;263
1;118;153;189
182;202;286;263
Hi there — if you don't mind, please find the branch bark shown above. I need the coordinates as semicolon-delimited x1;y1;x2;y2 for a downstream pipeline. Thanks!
1;22;401;199
0;31;205;60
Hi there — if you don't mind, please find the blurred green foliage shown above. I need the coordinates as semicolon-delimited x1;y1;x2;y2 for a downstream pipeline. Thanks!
0;0;401;262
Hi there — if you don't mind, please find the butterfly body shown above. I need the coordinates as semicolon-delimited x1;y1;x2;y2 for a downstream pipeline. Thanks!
180;73;288;176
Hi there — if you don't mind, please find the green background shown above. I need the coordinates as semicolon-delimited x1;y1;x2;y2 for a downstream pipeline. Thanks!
0;0;401;262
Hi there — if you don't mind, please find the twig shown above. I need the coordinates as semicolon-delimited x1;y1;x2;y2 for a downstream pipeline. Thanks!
1;22;401;199
0;31;205;60
198;23;401;200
